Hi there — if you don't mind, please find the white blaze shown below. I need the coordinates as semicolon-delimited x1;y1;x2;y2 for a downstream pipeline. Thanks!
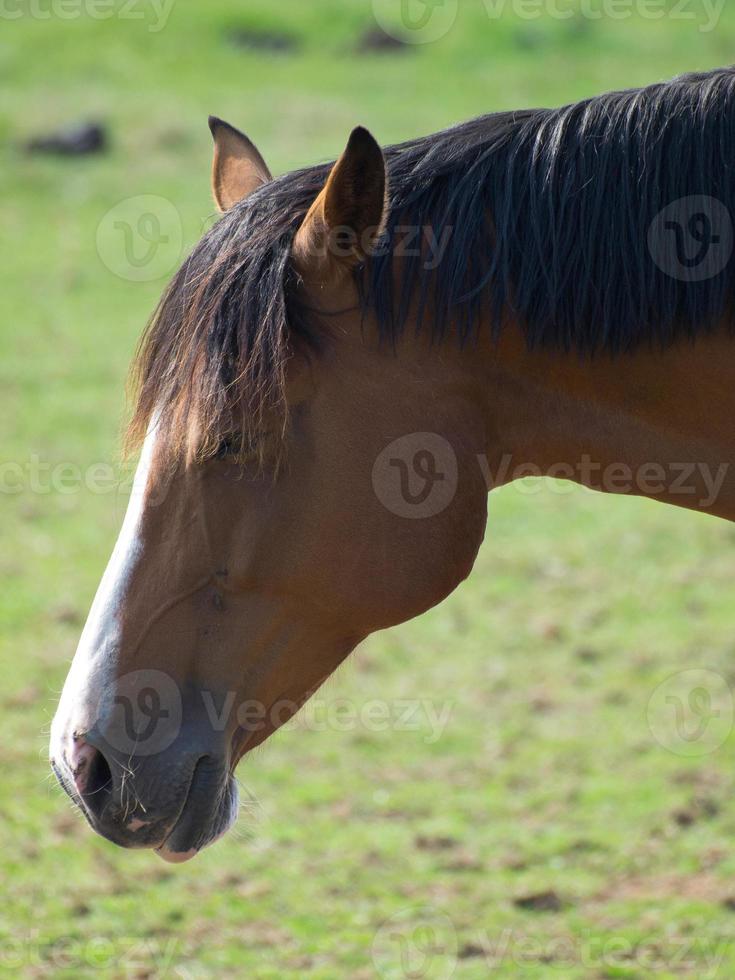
50;420;159;763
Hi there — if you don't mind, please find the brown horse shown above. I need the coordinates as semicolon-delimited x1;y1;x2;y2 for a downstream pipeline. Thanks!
51;67;735;862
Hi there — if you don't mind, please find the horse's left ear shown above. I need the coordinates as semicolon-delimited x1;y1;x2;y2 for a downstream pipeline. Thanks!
292;126;387;276
209;116;272;212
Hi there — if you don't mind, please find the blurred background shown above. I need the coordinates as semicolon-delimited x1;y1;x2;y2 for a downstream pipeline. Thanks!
4;1;735;976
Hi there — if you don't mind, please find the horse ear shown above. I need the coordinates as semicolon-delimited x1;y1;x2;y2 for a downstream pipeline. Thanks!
208;116;272;212
292;126;387;277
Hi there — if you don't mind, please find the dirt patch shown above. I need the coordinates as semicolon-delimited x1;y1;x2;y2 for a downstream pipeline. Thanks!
4;684;41;708
441;852;483;872
672;795;720;827
513;889;564;912
355;26;410;54
25;122;107;156
225;27;300;54
458;942;486;959
51;603;82;626
594;871;730;905
415;834;459;851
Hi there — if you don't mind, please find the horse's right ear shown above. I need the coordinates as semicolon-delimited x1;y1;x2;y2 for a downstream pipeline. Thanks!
209;116;272;212
292;126;387;280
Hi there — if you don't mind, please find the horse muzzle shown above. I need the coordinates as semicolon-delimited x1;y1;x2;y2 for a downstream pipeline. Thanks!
50;690;239;862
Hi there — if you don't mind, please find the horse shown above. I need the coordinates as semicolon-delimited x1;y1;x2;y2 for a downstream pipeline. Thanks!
51;66;735;862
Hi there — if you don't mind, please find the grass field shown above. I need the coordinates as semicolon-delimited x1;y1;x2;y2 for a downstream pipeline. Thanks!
4;1;735;976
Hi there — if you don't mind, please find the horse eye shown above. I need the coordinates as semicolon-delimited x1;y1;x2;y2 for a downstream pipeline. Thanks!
215;437;240;459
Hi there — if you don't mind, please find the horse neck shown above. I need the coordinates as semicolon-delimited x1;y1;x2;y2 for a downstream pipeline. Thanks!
475;324;735;521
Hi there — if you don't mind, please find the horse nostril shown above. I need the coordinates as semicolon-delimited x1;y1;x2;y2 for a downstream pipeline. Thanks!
86;749;113;806
68;737;112;810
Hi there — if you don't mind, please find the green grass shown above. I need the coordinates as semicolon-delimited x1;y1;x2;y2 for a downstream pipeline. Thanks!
4;1;735;976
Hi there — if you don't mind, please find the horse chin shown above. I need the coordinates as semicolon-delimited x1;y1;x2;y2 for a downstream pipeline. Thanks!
155;846;199;864
154;772;239;864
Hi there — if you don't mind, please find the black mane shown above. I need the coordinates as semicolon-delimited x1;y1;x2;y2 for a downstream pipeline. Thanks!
130;67;735;460
367;65;735;352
